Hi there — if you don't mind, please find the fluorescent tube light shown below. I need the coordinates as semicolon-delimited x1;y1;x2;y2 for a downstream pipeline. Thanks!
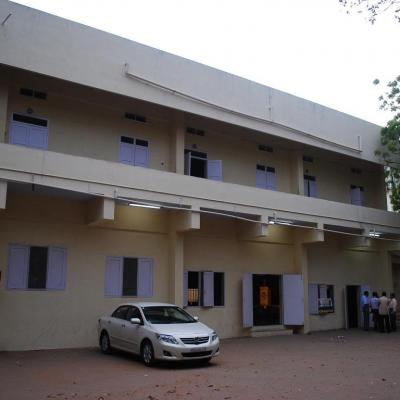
129;203;160;210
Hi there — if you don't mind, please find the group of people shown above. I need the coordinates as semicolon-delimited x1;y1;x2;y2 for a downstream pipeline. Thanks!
361;291;397;333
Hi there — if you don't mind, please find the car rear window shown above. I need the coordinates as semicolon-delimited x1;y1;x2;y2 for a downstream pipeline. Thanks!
142;306;196;324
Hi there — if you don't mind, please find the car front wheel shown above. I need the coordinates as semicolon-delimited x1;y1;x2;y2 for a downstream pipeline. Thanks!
141;340;155;367
100;331;112;354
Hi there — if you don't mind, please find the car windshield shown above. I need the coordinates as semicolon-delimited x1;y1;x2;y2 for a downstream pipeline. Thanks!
142;306;197;324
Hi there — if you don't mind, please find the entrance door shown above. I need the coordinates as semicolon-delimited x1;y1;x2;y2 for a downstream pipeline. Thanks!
346;285;359;328
252;274;281;326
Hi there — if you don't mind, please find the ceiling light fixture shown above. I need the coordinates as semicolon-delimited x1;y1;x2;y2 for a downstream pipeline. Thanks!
129;203;161;210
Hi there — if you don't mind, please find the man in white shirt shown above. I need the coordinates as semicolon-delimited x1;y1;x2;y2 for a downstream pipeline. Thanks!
379;291;391;333
361;291;370;331
389;293;397;332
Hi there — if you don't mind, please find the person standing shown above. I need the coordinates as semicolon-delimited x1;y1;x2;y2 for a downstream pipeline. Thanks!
370;292;380;331
379;291;391;333
389;293;397;332
361;291;370;331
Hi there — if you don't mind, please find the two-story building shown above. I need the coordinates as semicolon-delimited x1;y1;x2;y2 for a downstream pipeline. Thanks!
1;0;400;351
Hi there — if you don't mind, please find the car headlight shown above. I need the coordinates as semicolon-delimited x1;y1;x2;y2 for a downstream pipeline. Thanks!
211;331;218;341
156;334;179;345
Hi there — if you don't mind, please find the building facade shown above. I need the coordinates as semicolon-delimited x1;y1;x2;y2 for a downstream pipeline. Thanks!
1;0;400;351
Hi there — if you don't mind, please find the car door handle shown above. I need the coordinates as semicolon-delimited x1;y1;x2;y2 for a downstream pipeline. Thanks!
121;324;126;328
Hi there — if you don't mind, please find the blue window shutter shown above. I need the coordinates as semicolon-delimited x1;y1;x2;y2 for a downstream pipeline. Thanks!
242;273;253;328
46;247;67;290
134;144;149;167
207;160;223;181
137;258;154;298
7;245;29;289
105;256;123;297
119;140;134;165
266;170;277;190
183;271;189;307
256;168;266;188
308;284;319;315
202;271;214;307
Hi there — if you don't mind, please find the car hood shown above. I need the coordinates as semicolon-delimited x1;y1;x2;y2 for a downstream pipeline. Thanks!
149;322;213;336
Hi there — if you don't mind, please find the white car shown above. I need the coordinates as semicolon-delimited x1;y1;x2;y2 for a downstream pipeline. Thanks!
98;302;220;366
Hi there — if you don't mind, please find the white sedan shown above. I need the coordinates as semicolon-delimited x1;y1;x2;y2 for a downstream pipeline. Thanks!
98;302;220;366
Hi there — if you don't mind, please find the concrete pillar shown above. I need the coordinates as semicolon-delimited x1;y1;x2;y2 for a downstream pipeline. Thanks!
0;83;8;143
289;150;304;195
294;242;310;333
170;111;185;174
380;250;393;293
169;231;184;306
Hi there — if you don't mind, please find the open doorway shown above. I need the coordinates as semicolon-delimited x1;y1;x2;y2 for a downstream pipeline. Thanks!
346;285;359;328
252;274;281;326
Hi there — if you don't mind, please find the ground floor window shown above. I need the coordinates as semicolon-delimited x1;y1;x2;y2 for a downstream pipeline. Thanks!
7;244;67;290
105;256;153;297
309;283;335;314
184;271;225;307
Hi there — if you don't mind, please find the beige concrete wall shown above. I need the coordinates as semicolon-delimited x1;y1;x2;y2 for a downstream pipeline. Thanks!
304;158;385;208
0;82;8;143
0;0;382;162
4;82;172;172
185;131;292;192
0;193;170;350
307;234;392;331
183;215;295;338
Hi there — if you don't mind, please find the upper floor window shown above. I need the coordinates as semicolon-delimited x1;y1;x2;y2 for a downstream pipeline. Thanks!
184;150;222;181
105;256;154;297
350;185;364;206
9;113;48;150
119;136;149;167
184;270;225;307
256;165;277;190
304;175;317;198
7;244;67;290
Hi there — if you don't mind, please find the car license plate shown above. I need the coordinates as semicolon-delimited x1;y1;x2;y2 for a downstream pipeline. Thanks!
190;347;205;352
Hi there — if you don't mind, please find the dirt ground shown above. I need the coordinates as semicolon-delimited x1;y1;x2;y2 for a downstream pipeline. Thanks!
1;330;400;400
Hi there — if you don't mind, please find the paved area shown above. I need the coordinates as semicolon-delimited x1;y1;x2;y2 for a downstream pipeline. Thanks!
1;330;400;400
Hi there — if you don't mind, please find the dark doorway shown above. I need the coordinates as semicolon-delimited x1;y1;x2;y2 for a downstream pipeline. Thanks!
185;150;207;178
253;274;281;326
346;285;359;328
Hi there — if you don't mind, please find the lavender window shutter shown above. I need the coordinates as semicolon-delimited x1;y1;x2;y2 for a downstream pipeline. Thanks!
256;168;266;188
202;271;214;307
29;126;48;149
119;141;134;165
242;273;253;328
308;283;319;315
46;247;67;290
266;170;277;190
105;256;123;297
134;144;149;167
7;245;29;289
207;160;223;181
309;180;317;198
183;271;189;307
137;258;154;298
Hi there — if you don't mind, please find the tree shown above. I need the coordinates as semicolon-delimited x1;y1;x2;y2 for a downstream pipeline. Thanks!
340;0;400;210
339;0;400;23
374;76;400;210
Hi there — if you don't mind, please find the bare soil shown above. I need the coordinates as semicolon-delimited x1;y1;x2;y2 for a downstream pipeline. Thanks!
1;330;400;400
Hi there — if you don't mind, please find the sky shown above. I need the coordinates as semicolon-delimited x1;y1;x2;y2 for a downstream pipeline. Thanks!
11;0;400;126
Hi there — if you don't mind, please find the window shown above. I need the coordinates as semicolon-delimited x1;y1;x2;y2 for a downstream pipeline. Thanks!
112;305;130;320
7;245;67;290
119;136;149;167
124;112;147;123
350;185;364;206
186;126;205;136
304;174;317;197
105;256;154;297
126;306;143;322
309;284;335;314
256;165;277;190
184;150;223;181
184;271;225;307
9;113;48;150
20;87;48;100
258;144;273;152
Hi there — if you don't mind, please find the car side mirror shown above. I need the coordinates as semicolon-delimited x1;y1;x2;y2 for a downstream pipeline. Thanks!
193;316;199;321
130;318;141;324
